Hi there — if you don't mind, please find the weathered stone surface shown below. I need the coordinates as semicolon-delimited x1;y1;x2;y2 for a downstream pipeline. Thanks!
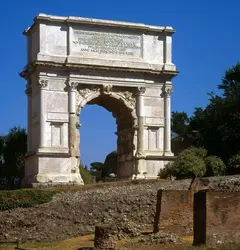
1;176;239;242
94;218;140;249
0;180;191;242
94;225;117;250
21;14;178;186
139;232;180;245
154;190;193;235
194;190;240;246
101;216;140;240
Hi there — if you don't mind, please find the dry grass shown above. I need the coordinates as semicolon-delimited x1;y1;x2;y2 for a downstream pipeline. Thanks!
0;234;94;250
0;231;191;250
0;234;239;250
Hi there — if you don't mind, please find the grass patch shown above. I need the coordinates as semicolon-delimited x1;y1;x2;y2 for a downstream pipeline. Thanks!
0;189;56;212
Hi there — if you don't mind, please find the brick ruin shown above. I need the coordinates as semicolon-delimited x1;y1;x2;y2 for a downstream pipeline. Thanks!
93;176;240;248
193;190;240;245
154;190;193;235
153;178;240;246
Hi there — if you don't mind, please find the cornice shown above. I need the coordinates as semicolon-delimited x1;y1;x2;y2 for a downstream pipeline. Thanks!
19;61;179;80
23;13;176;36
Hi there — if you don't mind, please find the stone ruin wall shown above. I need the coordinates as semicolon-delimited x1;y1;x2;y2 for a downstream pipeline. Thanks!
154;190;193;235
0;175;240;243
194;190;240;245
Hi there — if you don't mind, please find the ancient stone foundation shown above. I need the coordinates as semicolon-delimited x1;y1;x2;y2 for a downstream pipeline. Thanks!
1;176;240;243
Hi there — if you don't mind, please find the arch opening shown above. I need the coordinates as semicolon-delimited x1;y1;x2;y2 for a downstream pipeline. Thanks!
79;93;137;180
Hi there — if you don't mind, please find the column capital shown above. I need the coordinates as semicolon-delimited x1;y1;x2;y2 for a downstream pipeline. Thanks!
38;79;48;89
25;84;32;95
162;85;173;98
68;81;79;91
136;87;146;96
135;151;146;159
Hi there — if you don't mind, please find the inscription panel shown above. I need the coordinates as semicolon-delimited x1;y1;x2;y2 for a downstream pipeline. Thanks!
72;30;142;57
145;117;164;126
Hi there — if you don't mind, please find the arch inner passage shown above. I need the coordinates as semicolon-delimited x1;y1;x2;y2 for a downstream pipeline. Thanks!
81;94;136;179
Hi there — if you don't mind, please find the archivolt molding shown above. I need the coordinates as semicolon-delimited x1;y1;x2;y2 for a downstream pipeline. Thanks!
76;84;137;116
79;85;100;98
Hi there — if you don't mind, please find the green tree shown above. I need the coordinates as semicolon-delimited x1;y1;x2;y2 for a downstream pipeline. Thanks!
183;147;207;158
90;162;104;171
2;127;27;180
171;111;189;137
159;162;175;179
187;62;240;163
159;147;225;179
79;164;93;184
160;147;206;180
0;136;4;178
228;153;240;175
102;151;117;178
172;149;206;179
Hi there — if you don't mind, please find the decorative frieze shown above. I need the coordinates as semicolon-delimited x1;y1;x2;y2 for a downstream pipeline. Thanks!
78;85;100;98
137;87;146;95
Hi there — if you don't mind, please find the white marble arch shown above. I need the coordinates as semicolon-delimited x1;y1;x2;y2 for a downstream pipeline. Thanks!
21;14;178;186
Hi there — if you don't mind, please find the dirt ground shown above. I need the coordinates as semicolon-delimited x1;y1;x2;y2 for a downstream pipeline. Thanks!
0;233;192;250
1;234;239;250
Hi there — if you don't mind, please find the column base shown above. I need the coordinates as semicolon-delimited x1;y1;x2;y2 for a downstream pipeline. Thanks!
136;158;147;175
24;152;84;187
132;173;147;180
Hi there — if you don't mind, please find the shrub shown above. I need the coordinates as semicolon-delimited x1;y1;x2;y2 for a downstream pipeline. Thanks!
228;153;240;174
173;150;206;179
160;147;227;180
160;147;207;180
205;155;226;176
79;164;94;184
0;189;56;212
183;146;208;158
159;162;175;179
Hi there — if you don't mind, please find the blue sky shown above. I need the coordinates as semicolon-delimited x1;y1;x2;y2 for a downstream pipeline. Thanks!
1;0;240;166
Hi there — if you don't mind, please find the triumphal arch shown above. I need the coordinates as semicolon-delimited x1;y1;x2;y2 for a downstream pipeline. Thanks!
20;14;178;186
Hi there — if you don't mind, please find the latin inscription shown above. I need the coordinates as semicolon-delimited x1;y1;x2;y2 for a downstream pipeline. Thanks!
72;30;142;57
